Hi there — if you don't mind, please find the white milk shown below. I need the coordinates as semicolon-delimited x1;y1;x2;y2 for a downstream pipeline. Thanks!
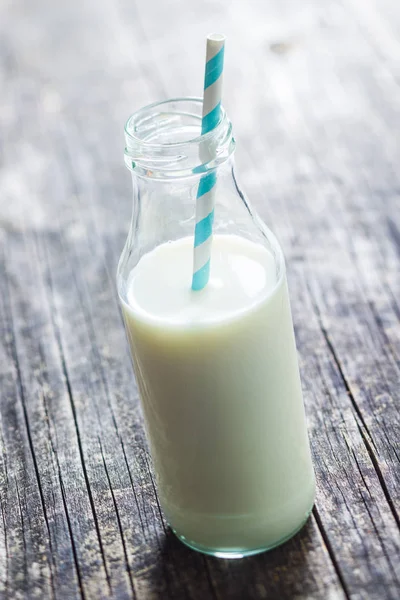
121;235;315;555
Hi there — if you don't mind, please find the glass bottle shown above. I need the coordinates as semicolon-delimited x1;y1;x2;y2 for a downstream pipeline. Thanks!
117;98;315;558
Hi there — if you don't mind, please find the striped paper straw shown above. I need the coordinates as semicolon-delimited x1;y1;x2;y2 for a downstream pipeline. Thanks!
192;33;226;291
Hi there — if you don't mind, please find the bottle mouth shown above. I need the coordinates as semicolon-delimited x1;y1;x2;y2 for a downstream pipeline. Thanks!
124;97;235;179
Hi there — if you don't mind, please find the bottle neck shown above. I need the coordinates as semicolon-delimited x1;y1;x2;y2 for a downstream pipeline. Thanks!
118;97;285;300
128;154;235;255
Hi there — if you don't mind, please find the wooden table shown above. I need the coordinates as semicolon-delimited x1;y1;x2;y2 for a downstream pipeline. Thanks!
1;0;399;598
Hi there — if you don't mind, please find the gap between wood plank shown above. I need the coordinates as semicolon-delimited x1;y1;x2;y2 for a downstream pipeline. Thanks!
312;506;351;600
0;501;8;598
14;478;28;586
59;474;86;600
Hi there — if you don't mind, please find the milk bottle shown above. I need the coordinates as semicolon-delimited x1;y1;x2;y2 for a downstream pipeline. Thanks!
118;99;315;557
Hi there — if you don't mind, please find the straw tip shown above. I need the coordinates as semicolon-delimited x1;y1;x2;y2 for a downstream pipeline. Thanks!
207;33;226;43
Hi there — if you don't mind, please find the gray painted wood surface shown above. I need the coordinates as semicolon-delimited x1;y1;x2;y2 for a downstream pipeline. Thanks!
0;0;399;598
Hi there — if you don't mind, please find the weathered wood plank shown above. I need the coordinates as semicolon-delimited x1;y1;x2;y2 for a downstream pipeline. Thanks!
0;236;55;599
4;226;120;599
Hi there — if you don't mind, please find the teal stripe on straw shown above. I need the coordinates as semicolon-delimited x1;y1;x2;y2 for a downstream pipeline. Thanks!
204;46;225;89
194;210;214;247
192;260;211;291
197;171;216;197
201;102;221;134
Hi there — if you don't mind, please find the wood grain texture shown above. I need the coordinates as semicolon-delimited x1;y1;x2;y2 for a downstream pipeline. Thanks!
0;0;399;598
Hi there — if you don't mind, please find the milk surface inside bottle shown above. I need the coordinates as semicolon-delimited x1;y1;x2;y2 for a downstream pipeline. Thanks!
118;99;315;557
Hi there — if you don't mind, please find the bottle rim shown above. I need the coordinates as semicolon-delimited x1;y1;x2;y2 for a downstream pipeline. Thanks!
124;97;235;179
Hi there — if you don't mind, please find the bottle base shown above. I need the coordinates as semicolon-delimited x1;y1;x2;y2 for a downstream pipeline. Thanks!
170;506;314;559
